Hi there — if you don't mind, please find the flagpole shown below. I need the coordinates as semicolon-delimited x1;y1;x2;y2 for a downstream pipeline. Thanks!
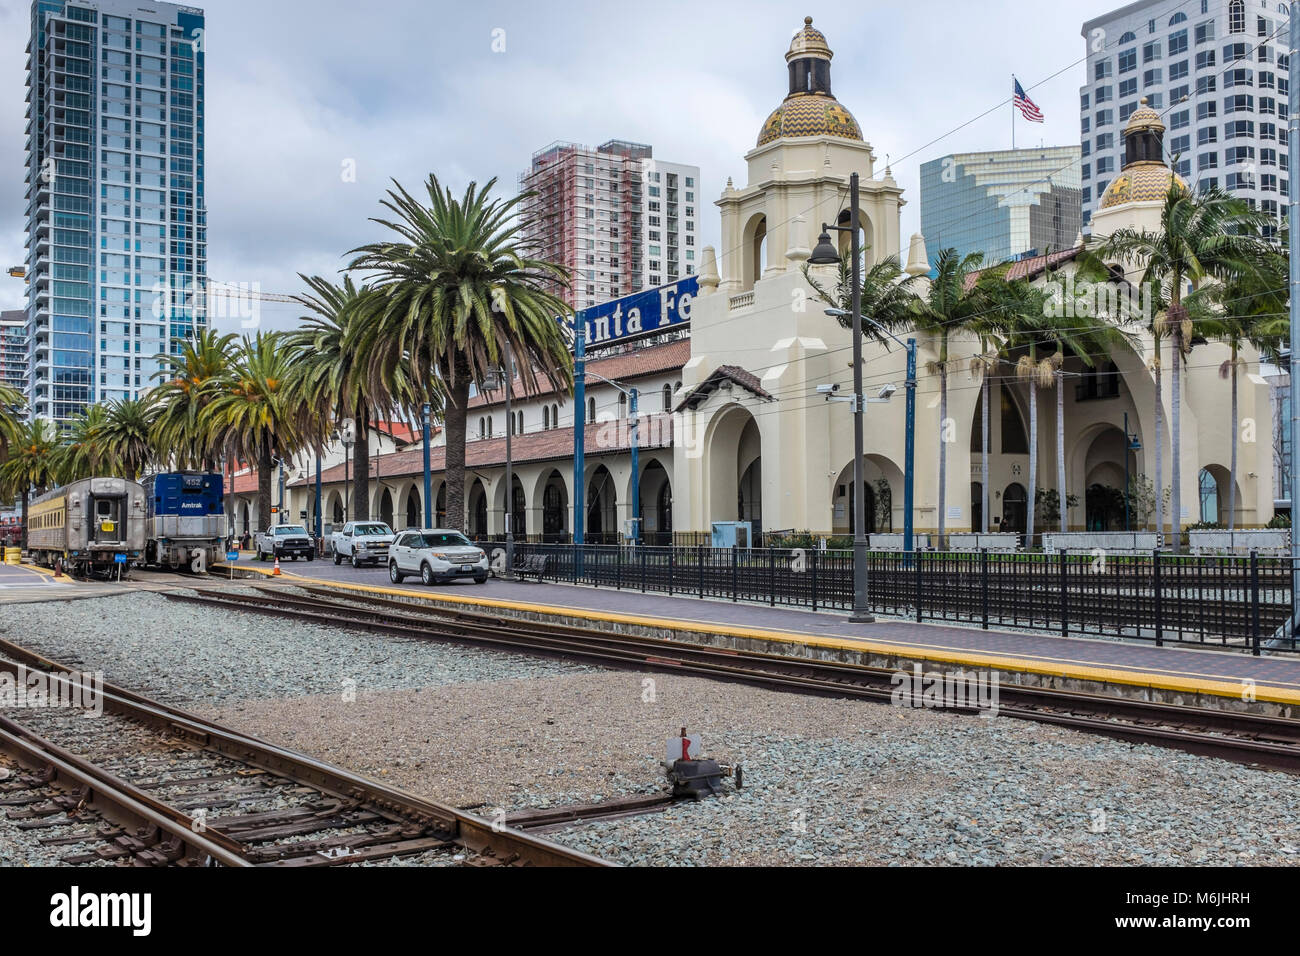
1011;75;1016;149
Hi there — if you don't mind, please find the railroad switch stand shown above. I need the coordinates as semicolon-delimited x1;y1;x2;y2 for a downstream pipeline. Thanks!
661;727;742;800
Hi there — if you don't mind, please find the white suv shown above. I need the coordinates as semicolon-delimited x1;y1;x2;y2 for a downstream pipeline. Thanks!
388;529;488;586
330;521;395;568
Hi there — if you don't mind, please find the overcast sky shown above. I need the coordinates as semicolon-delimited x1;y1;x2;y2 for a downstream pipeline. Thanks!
0;0;1127;328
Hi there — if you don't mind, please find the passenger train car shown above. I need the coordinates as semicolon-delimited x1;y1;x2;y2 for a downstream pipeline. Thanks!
27;477;146;577
142;471;226;571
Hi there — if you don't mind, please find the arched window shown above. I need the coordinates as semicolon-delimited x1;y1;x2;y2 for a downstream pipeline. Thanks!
1199;468;1220;523
517;411;524;434
1000;390;1029;454
587;396;596;421
543;406;550;429
1119;30;1137;44
1168;12;1186;26
619;392;628;417
487;415;493;437
1229;0;1245;34
478;417;485;439
551;404;559;428
662;383;672;411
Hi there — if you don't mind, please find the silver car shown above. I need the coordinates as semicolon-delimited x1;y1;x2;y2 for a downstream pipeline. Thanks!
388;529;488;586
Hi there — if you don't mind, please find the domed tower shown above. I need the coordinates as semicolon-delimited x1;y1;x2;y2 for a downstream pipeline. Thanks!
1089;97;1187;238
712;17;902;296
756;17;864;146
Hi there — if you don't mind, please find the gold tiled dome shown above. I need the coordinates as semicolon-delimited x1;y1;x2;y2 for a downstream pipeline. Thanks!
1099;163;1187;209
757;95;863;146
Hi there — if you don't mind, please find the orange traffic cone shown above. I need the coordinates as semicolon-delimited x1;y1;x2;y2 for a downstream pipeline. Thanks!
272;556;281;576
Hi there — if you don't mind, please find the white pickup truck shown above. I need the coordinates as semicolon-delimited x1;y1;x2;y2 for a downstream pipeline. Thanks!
255;524;315;562
330;520;396;568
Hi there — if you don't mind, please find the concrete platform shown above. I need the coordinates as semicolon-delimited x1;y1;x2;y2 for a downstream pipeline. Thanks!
217;556;1300;716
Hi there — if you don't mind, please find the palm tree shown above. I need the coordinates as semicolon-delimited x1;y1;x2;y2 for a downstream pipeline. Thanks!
58;403;111;483
285;274;420;523
805;255;919;533
803;255;920;346
1099;184;1273;548
908;249;995;545
0;420;60;550
0;384;23;463
151;330;237;470
204;333;306;533
100;398;157;479
348;175;570;532
1195;256;1288;529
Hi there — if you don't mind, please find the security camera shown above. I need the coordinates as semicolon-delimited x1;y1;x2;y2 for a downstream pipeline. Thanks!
877;383;897;400
816;383;840;395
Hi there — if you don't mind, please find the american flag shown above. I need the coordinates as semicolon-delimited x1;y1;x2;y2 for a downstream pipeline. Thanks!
1013;78;1044;123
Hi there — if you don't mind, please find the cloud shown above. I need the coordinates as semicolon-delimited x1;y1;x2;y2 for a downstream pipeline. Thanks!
0;0;1099;318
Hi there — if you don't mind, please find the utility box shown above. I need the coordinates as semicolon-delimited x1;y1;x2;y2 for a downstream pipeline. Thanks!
711;521;751;549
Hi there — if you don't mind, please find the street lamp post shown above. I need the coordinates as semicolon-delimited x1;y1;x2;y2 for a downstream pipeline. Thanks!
340;418;355;526
903;337;917;559
586;372;641;546
629;387;639;545
573;328;586;547
315;455;322;542
422;403;432;529
1123;411;1141;532
275;457;286;522
503;346;516;577
810;171;873;622
1288;5;1299;632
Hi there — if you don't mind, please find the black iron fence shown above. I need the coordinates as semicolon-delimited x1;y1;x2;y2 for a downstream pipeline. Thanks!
471;542;1298;656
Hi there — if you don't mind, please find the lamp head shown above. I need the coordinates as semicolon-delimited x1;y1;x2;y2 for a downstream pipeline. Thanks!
808;226;841;265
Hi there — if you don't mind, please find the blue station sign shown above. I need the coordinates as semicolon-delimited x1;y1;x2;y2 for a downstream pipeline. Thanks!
574;276;697;350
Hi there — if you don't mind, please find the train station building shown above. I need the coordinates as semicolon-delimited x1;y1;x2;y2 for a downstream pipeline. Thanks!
227;18;1275;543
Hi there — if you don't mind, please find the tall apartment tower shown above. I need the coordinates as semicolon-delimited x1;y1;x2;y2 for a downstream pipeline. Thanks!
919;146;1082;270
0;311;28;393
1080;0;1290;232
24;0;206;426
519;140;700;312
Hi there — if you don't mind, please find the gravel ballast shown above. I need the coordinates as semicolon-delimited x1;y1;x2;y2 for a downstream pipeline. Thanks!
204;671;1300;867
0;591;597;706
2;590;1298;866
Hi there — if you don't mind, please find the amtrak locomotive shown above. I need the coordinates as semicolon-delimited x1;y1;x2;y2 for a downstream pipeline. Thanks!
142;472;226;571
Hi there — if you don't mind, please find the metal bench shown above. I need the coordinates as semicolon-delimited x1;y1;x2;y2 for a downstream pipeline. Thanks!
513;553;549;581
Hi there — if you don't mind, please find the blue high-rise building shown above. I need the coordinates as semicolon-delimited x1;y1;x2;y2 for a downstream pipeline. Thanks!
24;0;206;427
919;146;1082;272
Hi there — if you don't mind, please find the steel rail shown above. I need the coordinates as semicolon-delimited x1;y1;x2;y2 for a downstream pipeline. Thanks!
158;586;1300;774
0;717;250;867
0;647;608;867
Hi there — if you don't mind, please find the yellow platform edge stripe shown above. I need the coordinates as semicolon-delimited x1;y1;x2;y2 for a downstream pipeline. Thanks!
19;562;73;582
219;563;1300;707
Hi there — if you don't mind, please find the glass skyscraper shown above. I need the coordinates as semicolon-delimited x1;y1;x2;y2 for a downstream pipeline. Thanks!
24;0;206;427
919;146;1082;271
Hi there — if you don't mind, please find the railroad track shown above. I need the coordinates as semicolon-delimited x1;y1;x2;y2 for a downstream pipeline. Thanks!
161;583;1300;775
0;638;608;868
